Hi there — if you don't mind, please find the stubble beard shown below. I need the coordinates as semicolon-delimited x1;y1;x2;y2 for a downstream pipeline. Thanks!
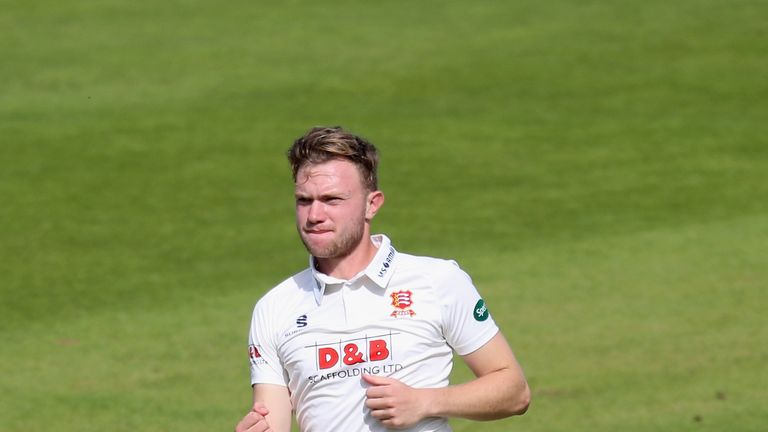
299;216;366;259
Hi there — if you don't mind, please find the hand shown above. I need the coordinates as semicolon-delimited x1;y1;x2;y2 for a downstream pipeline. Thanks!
363;374;431;429
235;402;272;432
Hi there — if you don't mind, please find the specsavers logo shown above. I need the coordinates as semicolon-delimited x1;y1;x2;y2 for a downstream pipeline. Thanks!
473;299;489;322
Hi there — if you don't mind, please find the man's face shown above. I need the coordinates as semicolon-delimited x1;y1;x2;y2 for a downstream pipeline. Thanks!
294;159;369;259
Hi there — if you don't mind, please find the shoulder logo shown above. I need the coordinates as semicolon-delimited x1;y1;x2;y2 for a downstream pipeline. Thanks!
249;344;266;365
248;344;262;359
473;299;489;322
390;290;416;318
296;314;308;328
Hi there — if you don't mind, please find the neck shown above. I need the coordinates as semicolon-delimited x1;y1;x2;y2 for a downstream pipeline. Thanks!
315;235;378;280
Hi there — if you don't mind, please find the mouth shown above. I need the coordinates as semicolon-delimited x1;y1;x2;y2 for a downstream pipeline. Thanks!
304;228;333;235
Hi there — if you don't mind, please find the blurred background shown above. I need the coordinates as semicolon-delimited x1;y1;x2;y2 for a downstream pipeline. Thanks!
1;1;766;430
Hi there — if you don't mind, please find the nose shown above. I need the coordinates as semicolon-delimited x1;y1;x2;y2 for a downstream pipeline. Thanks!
307;200;325;224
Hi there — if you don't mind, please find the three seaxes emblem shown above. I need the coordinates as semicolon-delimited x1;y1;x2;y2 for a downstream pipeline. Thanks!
390;290;416;317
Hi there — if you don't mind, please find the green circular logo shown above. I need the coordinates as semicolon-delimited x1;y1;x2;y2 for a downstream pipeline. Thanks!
473;299;489;322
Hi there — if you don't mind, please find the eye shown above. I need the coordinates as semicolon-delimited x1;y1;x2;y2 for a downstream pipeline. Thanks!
296;197;312;205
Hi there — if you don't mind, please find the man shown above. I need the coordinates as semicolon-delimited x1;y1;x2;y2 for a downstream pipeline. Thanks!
236;127;530;432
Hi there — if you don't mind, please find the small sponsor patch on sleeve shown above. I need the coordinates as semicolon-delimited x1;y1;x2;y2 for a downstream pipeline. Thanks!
249;344;267;365
473;299;489;322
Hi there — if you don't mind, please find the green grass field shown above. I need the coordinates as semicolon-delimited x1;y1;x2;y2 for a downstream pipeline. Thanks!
1;1;767;431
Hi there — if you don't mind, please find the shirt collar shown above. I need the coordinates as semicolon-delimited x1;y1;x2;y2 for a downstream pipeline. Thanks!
310;234;398;305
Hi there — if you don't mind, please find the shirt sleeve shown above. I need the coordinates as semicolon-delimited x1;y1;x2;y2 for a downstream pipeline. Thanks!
248;298;289;387
439;260;500;356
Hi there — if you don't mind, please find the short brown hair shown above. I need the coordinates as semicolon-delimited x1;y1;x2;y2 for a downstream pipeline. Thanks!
288;126;379;191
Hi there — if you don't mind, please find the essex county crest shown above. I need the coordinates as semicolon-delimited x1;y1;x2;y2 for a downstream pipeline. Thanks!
390;290;415;317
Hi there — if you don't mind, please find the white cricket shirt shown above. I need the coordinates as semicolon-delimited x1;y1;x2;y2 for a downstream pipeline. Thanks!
248;234;499;432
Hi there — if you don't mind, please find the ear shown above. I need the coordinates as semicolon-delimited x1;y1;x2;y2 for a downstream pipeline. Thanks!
365;190;385;221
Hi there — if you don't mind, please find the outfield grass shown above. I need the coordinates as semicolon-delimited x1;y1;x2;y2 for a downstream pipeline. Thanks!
1;1;767;431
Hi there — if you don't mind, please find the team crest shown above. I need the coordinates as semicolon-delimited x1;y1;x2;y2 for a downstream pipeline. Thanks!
390;290;415;317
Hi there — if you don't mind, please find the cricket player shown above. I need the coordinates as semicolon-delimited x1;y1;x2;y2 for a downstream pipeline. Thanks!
235;127;530;432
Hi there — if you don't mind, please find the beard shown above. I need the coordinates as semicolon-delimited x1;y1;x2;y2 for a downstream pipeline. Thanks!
298;215;366;259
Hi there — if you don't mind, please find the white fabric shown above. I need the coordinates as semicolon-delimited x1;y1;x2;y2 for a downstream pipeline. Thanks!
248;234;499;432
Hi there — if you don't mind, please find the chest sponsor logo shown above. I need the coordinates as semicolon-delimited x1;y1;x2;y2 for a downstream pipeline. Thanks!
473;299;489;322
310;333;395;369
390;290;415;317
305;332;404;384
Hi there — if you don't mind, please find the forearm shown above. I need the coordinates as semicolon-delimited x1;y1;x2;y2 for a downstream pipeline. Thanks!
364;334;530;427
422;367;530;421
253;384;293;432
